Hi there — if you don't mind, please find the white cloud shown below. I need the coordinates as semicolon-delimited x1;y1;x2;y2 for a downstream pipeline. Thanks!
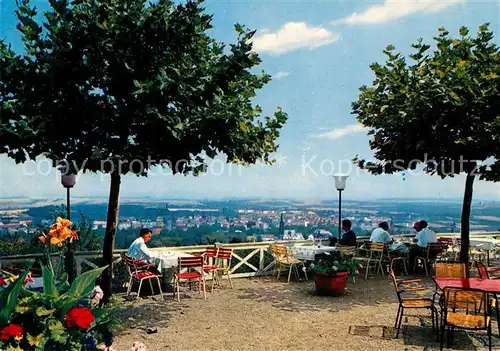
252;22;339;55
272;71;290;80
312;123;367;140
331;0;463;25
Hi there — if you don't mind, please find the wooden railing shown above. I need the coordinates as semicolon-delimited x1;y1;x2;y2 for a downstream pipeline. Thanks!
1;232;498;279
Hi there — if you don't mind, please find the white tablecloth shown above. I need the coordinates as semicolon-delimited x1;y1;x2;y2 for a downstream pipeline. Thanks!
290;246;337;261
150;251;193;271
448;237;500;251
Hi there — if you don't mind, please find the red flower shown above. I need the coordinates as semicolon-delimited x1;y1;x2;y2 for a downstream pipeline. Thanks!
65;307;95;330
0;277;7;286
0;324;23;340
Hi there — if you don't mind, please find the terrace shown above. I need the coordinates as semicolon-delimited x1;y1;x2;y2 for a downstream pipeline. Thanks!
1;232;500;350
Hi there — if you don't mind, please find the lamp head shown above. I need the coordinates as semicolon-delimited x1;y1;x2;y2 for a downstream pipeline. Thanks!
333;174;348;191
61;174;76;188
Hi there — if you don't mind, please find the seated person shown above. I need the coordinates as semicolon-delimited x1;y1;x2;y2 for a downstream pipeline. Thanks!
410;220;438;272
128;228;154;261
338;219;356;246
369;221;392;244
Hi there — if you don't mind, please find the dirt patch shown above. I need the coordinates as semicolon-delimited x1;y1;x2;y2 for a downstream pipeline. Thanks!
110;276;499;351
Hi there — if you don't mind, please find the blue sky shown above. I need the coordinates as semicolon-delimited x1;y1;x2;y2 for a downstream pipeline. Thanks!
1;0;500;200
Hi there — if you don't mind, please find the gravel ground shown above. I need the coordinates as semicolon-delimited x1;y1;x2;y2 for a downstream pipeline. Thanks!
111;276;500;351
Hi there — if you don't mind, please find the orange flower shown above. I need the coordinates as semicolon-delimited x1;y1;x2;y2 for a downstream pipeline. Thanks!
56;217;72;227
40;217;78;246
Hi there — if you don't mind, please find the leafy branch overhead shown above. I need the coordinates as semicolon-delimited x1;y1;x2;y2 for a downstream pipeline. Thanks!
352;23;500;180
0;0;287;176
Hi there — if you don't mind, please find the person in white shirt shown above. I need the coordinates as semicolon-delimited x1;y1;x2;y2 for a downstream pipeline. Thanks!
128;228;154;261
414;220;437;248
369;222;392;244
410;220;437;273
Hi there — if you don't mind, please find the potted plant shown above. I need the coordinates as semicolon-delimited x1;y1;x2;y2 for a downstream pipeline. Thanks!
0;217;120;350
308;250;358;296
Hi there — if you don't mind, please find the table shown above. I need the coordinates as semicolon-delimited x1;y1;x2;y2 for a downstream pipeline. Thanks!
289;246;337;261
448;237;500;265
434;277;500;293
150;251;193;284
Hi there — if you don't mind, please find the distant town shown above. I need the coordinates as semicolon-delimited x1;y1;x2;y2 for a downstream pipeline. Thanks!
1;198;499;247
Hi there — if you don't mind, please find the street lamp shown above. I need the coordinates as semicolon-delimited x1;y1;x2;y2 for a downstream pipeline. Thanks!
333;174;348;241
61;172;76;283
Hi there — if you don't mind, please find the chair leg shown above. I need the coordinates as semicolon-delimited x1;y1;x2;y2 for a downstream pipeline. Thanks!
488;323;492;351
126;277;133;296
365;259;371;281
202;276;207;299
176;278;181;302
156;277;163;299
137;280;144;300
396;307;404;338
303;264;308;281
440;323;446;351
395;305;402;328
287;264;293;283
277;264;282;280
210;271;216;292
227;270;233;289
402;258;408;276
148;279;154;295
423;259;429;277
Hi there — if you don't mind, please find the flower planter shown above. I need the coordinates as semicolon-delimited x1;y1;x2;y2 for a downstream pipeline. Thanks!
314;271;349;296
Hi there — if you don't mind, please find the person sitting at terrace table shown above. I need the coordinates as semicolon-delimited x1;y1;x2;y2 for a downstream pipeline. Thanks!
369;222;392;244
409;220;437;273
128;228;154;261
338;219;357;246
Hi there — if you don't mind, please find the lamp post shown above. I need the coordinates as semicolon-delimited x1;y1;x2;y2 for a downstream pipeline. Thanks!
61;173;76;283
333;175;348;241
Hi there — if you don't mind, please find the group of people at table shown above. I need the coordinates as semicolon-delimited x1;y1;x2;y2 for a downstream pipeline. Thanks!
126;220;440;276
322;219;438;273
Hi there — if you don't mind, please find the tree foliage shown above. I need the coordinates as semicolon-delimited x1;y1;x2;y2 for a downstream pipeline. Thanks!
352;24;500;264
0;0;287;172
353;24;500;178
0;0;287;301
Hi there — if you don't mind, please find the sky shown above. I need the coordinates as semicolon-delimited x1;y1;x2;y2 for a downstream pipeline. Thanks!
1;0;500;201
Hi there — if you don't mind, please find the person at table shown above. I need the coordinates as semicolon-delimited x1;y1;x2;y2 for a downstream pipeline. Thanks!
369;222;392;244
128;228;154;261
409;220;437;272
338;219;356;246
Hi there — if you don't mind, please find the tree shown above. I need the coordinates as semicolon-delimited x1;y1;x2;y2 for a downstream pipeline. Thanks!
0;0;287;303
352;24;500;264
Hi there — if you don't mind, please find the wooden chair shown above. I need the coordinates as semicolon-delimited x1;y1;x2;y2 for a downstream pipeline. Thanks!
272;245;307;283
476;260;500;279
216;247;234;289
121;253;163;300
440;287;492;350
414;242;446;276
364;242;389;280
433;261;467;306
173;256;206;302
389;270;438;338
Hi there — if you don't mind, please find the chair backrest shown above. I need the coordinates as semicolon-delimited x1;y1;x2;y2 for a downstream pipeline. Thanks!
426;242;446;258
475;260;489;279
435;262;467;278
203;247;219;258
368;242;387;259
442;287;489;326
121;252;140;276
271;244;288;258
217;247;233;260
337;246;356;255
178;256;204;271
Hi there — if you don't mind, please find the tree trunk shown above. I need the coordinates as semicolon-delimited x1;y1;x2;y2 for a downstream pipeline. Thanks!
459;172;475;266
101;172;121;304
